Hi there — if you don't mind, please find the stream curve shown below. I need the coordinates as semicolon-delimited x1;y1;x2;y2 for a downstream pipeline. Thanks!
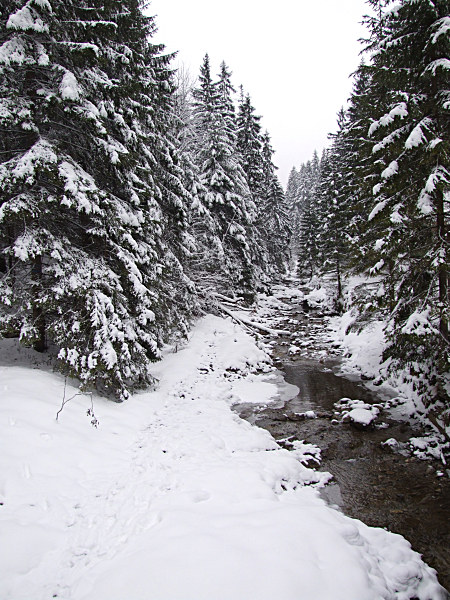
237;287;450;593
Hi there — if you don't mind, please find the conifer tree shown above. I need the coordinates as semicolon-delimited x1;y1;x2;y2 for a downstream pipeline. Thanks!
259;131;291;273
0;0;193;399
236;92;265;199
295;153;321;279
359;0;450;412
191;55;256;299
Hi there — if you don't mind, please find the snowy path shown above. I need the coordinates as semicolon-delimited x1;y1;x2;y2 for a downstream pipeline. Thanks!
0;315;447;599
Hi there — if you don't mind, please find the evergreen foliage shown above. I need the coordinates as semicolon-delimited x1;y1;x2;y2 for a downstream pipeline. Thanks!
188;56;290;299
0;0;194;400
361;0;450;409
190;55;256;299
293;153;322;279
259;131;291;274
289;0;450;421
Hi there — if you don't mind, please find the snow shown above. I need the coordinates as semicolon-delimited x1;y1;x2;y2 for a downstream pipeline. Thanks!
418;190;434;215
7;5;49;33
370;258;385;274
334;398;380;427
327;277;449;443
368;103;408;136
348;407;377;426
425;166;449;193
0;38;35;66
0;315;446;600
288;344;301;354
390;208;404;224
368;199;386;220
381;160;399;180
401;307;435;336
229;376;278;405
59;160;101;214
304;285;327;306
10;139;57;184
431;16;450;44
60;71;81;101
426;58;450;75
330;309;386;382
304;410;317;419
405;118;431;149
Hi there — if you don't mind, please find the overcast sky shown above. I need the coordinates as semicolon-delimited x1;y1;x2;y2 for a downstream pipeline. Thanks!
147;0;371;186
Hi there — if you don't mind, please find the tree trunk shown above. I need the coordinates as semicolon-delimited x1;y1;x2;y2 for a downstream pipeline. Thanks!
336;256;342;299
437;191;448;344
32;255;46;352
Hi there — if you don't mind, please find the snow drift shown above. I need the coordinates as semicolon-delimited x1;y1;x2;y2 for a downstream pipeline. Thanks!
0;315;446;600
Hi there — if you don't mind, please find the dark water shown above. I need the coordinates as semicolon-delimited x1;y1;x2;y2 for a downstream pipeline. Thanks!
238;353;450;594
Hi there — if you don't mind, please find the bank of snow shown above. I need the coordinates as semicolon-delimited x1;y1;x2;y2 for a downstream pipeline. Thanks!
0;315;446;600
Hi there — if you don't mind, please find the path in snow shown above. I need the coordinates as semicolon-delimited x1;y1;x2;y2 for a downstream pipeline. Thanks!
0;312;448;599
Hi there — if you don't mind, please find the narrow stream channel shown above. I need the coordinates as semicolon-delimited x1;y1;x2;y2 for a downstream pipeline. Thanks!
237;301;450;594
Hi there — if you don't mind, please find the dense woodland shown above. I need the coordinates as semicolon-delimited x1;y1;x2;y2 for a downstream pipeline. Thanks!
0;0;290;400
288;0;449;426
0;0;448;426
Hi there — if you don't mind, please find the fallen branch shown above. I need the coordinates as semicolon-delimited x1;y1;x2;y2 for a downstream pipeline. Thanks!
219;304;291;337
215;292;245;304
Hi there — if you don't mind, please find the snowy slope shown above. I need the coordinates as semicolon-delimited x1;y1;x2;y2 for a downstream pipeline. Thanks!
0;315;446;600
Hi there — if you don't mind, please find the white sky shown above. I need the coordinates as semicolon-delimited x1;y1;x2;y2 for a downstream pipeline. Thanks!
147;0;371;186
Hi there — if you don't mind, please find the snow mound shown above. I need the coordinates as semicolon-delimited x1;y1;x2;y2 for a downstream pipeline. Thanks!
0;315;446;600
347;407;378;426
334;398;381;428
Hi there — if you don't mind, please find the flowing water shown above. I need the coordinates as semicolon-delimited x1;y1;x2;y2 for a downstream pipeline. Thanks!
236;300;450;594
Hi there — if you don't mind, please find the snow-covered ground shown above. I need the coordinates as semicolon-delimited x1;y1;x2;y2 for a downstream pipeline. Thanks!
0;314;447;599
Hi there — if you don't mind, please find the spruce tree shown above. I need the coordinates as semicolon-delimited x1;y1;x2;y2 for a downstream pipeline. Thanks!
361;0;450;413
0;0;193;399
259;131;291;274
236;92;265;199
191;55;256;299
296;153;321;279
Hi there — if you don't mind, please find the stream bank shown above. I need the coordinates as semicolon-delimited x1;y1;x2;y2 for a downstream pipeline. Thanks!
235;284;450;594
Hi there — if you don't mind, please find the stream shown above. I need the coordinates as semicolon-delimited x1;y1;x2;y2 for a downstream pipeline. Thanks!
236;290;450;594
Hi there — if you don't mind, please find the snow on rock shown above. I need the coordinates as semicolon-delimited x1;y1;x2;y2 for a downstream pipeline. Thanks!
288;344;301;354
0;314;446;600
304;410;317;419
304;285;328;307
334;398;381;429
409;435;449;462
346;407;378;427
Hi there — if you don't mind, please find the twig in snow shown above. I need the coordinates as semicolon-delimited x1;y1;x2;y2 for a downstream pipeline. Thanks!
56;377;99;427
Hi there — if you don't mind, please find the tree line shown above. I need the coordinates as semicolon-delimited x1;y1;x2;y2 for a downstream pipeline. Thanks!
288;0;449;425
0;0;290;400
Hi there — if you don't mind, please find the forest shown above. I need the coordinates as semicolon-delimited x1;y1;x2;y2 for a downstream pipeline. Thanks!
1;0;448;428
1;1;450;598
